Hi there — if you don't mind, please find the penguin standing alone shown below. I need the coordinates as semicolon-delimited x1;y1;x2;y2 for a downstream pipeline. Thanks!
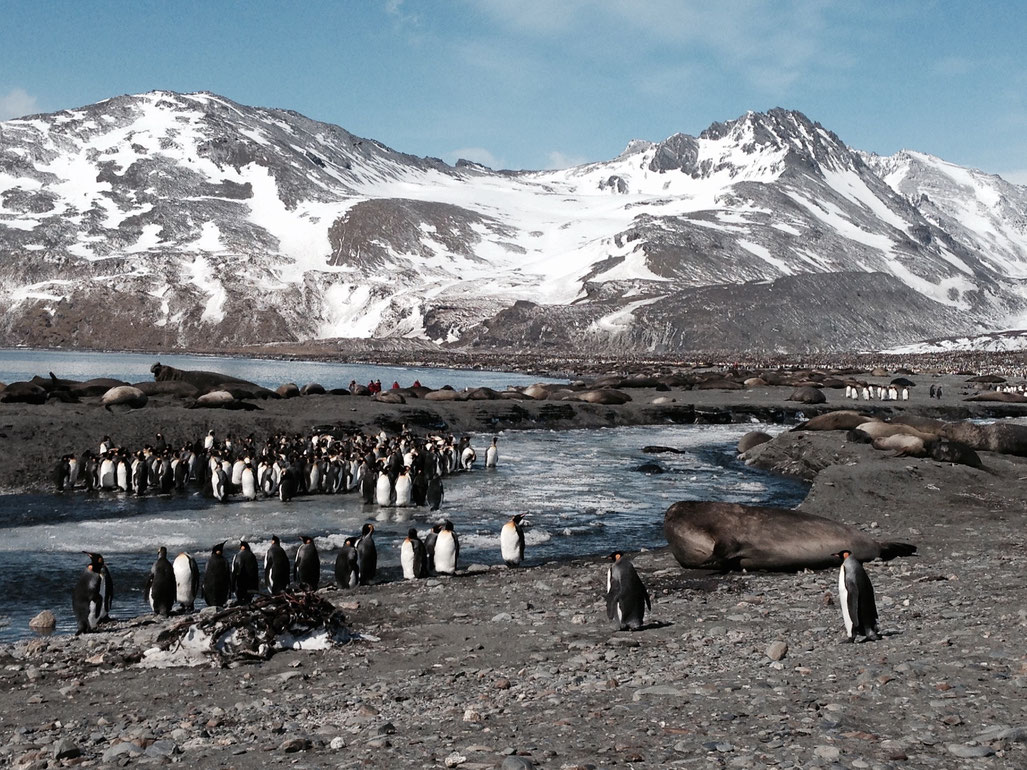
265;535;290;594
72;552;106;634
835;550;880;642
295;535;321;589
356;523;377;585
173;551;200;612
433;520;459;575
145;546;177;617
606;552;651;631
335;537;360;589
400;528;428;579
500;514;527;567
202;541;231;607
485;437;499;469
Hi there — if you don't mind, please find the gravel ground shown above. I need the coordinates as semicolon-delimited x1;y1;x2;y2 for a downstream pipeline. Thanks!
1;370;1026;768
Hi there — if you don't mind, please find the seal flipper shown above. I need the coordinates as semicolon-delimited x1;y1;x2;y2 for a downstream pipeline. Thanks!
878;542;917;561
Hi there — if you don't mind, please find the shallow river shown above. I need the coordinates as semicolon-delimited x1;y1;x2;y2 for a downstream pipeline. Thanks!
0;423;806;642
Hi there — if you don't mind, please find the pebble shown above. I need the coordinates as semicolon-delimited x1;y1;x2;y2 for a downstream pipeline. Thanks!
500;757;536;770
946;743;994;758
28;611;56;632
632;685;688;701
766;641;788;661
51;738;80;760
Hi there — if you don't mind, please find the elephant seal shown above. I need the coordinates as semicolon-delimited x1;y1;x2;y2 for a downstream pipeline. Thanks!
521;384;552;400
467;387;502;401
0;382;47;404
872;434;929;457
663;500;916;572
964;391;1027;403
374;391;406;404
793;410;871;432
131;380;200;398
737;430;772;454
787;386;827;405
855;421;932;441
100;385;148;409
276;383;301;398
423;388;466;401
150;362;270;396
576;389;632;405
930;439;984;469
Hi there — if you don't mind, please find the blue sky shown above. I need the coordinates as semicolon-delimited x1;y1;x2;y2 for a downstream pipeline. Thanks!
1;0;1025;181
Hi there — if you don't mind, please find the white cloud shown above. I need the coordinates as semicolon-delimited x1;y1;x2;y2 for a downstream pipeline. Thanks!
545;150;588;169
384;0;420;25
0;88;38;121
472;0;846;93
443;147;503;168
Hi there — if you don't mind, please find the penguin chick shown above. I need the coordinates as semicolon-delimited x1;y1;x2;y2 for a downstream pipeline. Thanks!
835;549;879;642
606;552;650;631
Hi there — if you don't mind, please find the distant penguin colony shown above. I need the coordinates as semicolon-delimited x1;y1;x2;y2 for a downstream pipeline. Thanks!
53;427;504;519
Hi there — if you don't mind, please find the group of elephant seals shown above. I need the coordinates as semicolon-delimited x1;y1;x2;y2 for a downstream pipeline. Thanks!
663;500;917;572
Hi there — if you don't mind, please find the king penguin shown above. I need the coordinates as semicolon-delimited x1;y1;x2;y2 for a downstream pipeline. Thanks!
835;550;879;642
145;546;177;616
606;552;651;631
485;437;499;469
202;541;231;607
265;534;290;594
72;552;106;634
433;520;459;575
295;535;321;590
356;523;377;585
173;551;200;612
401;528;428;579
232;540;260;604
500;514;527;567
335;536;360;589
426;476;444;511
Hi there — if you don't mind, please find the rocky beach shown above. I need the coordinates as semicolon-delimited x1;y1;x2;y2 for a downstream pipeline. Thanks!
1;363;1027;768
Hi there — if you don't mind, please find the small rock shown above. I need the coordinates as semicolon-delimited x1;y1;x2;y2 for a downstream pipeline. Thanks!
463;708;483;723
814;745;840;760
52;738;80;760
101;742;143;763
329;736;347;750
766;641;788;661
501;757;536;770
491;613;513;623
946;743;994;758
445;752;467;767
494;678;512;690
632;685;688;701
28;611;56;632
280;737;311;753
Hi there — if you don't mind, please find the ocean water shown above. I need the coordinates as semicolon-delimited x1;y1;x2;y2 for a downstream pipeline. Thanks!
0;348;559;392
0;422;807;642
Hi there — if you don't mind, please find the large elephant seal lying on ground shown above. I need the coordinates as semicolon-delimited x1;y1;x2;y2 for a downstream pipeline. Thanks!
663;500;916;572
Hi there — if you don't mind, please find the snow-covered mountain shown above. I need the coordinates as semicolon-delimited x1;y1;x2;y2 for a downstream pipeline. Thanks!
1;91;1025;353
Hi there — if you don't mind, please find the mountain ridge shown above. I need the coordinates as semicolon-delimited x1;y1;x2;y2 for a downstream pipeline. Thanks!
1;90;1025;354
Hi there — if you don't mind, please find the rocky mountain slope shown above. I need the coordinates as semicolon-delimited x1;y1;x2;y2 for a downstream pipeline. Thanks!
1;91;1025;353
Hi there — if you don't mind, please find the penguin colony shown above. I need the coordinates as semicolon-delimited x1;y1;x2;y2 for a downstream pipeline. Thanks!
53;427;499;510
64;424;886;643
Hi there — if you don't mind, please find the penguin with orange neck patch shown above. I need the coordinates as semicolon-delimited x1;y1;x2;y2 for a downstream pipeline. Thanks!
605;552;650;631
500;514;527;567
835;549;879;642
